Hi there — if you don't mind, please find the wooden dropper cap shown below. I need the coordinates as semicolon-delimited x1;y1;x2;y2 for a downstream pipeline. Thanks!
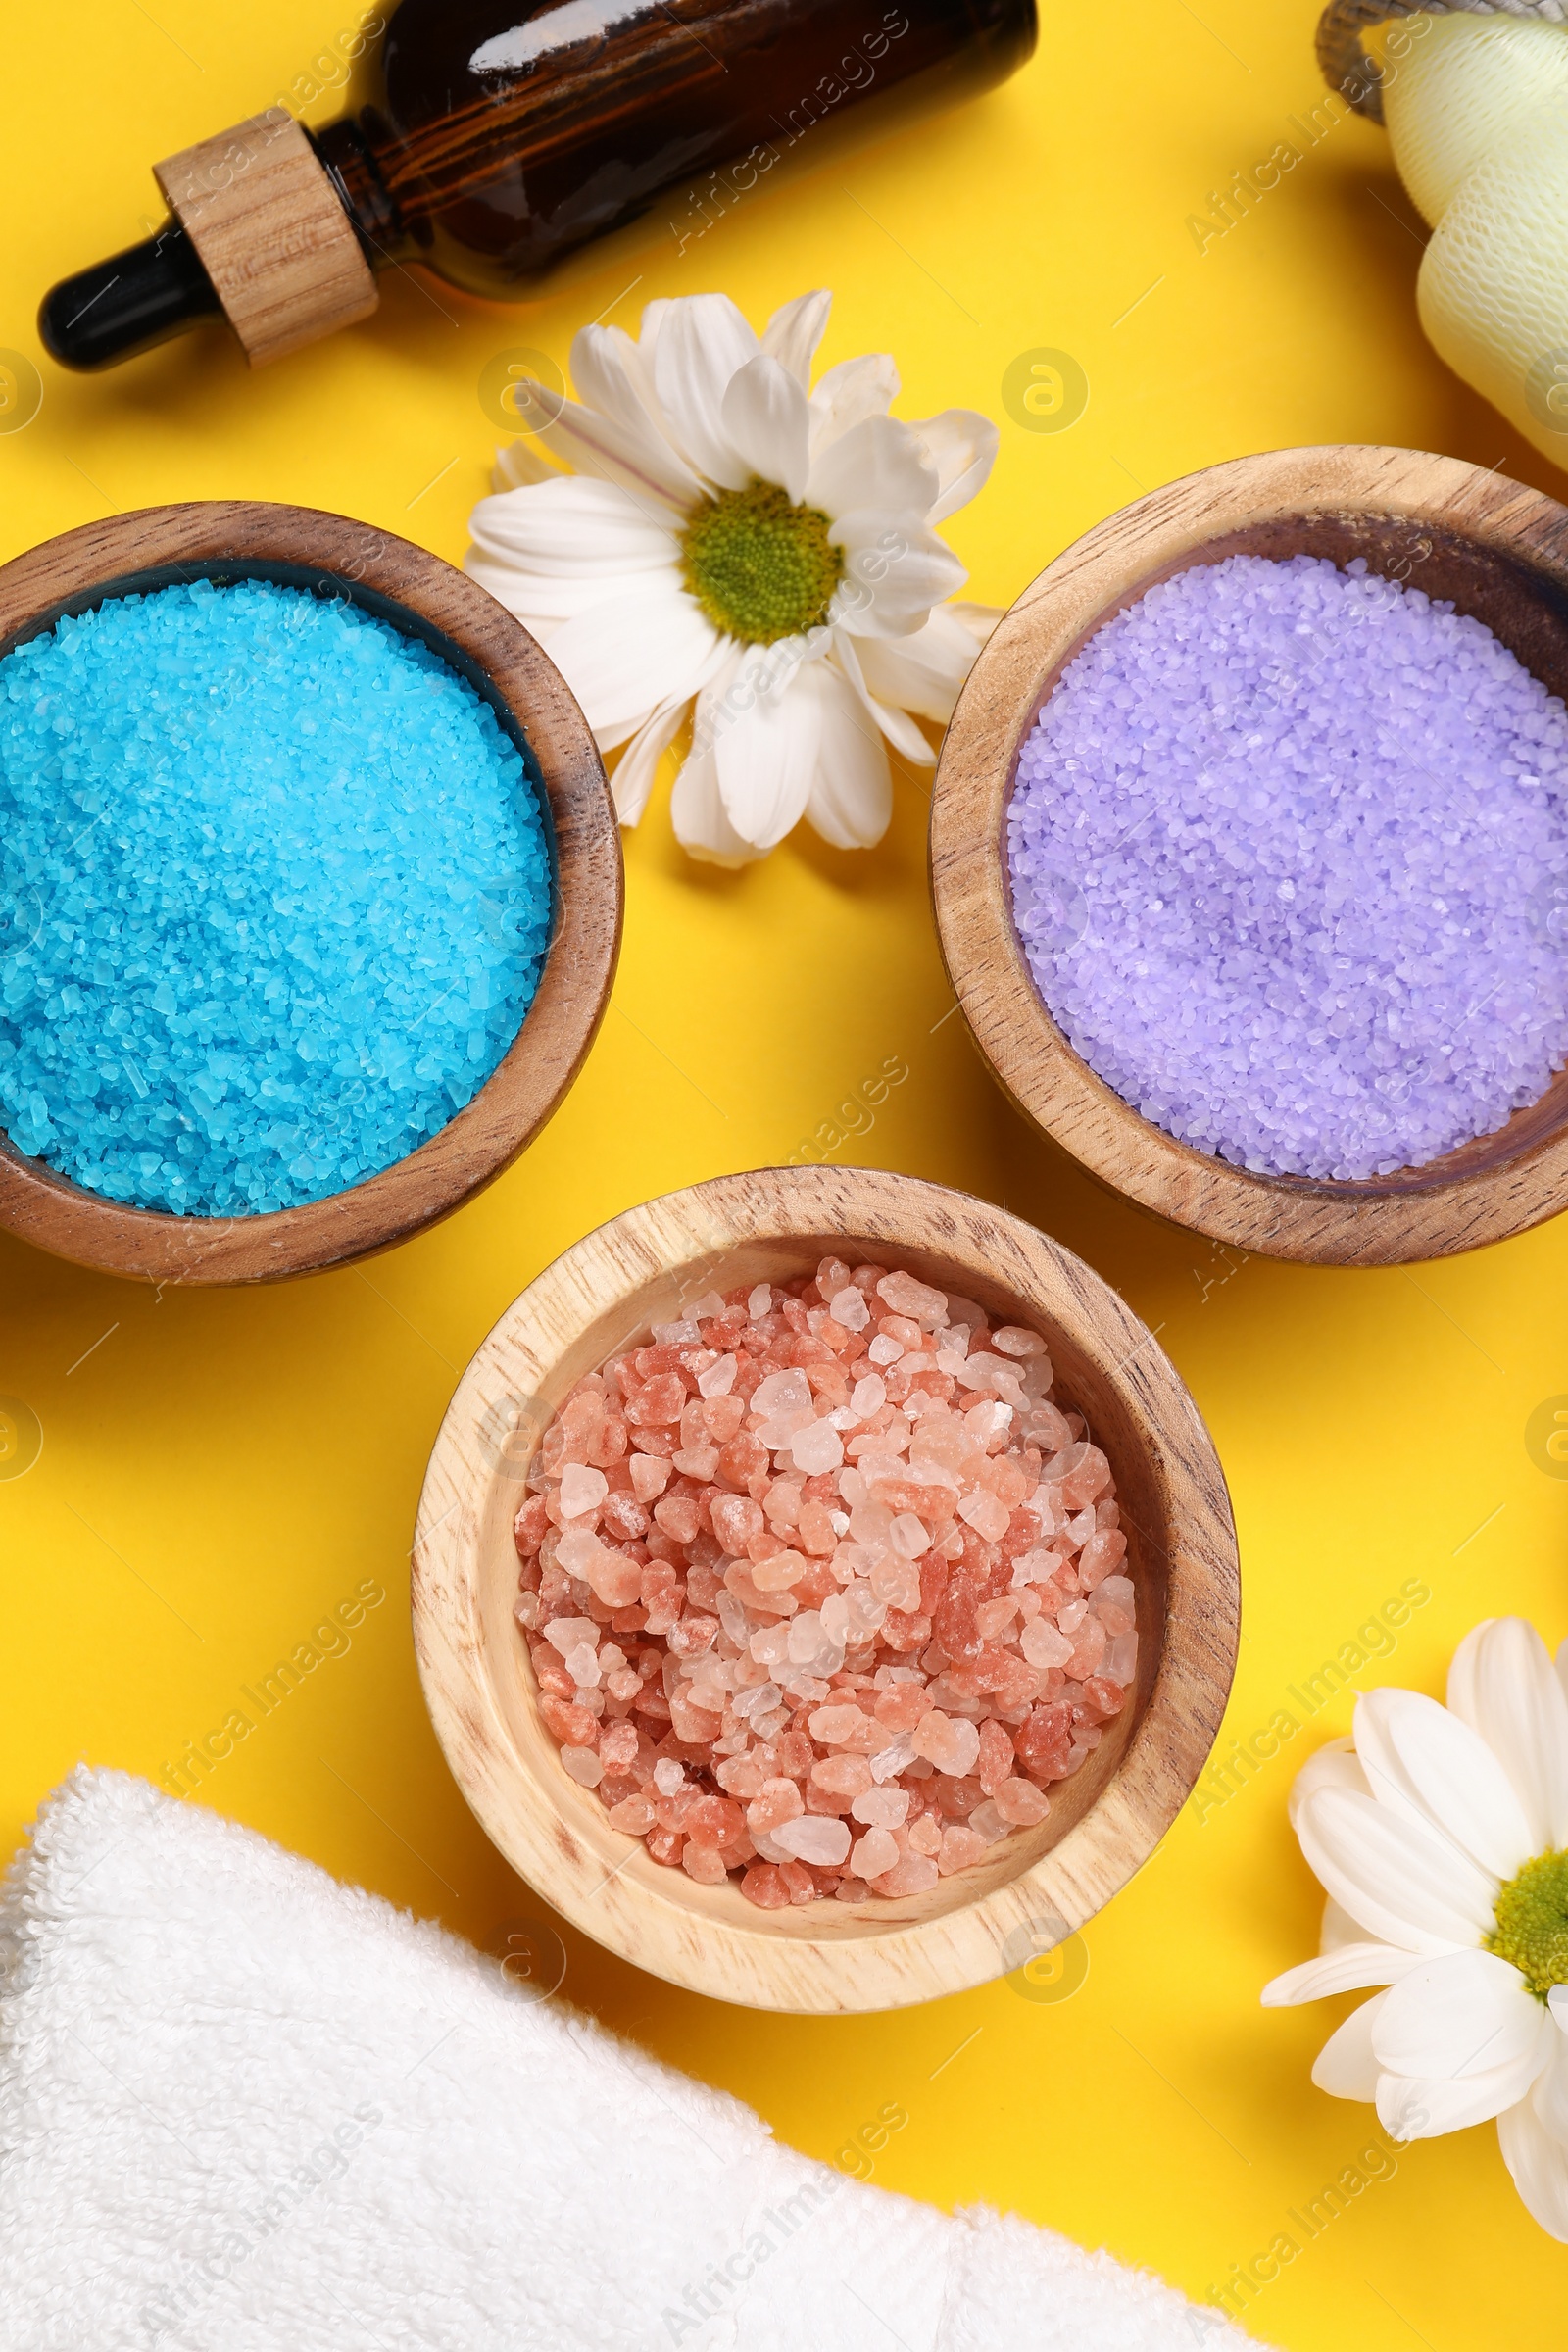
152;109;377;368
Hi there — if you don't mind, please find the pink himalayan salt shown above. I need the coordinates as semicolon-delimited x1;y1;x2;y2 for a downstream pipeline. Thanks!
851;1825;900;1878
559;1462;608;1519
774;1815;852;1866
683;1841;729;1884
852;1786;910;1828
912;1710;981;1776
747;1778;803;1834
939;1826;987;1875
514;1261;1136;1909
993;1778;1052;1826
879;1854;940;1896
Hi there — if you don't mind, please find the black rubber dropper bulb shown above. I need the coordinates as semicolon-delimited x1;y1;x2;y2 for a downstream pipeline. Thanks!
39;222;223;372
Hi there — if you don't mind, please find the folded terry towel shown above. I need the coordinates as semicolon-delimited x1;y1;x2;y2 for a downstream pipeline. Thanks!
0;1771;1259;2352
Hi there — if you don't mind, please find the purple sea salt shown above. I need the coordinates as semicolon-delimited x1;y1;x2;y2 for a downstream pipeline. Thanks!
1006;552;1568;1180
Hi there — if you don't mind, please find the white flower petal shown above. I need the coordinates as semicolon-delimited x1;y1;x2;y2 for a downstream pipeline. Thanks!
1378;2053;1546;2139
831;510;968;640
1288;1737;1368;1833
492;438;566;490
670;736;760;868
797;659;894;851
543;582;721;744
1311;1992;1386;2099
609;692;691;826
710;642;821;851
853;602;991;725
761;288;831;387
465;473;682;629
1449;1618;1568;1849
466;476;679;577
808;353;900;457
721;356;810;504
608;635;730;821
1372;1948;1548;2081
1262;1944;1421;2006
830;629;934;765
1534;2007;1568;2138
525;388;696;514
1297;1786;1495;1953
635;296;674;363
464;573;594;636
906;408;1001;525
568;323;707;505
1499;2088;1568;2240
1354;1687;1537;1880
653;293;760;488
808;414;938;521
1321;1893;1370;1951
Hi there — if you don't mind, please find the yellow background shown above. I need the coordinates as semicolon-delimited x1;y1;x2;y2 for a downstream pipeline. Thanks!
3;2;1567;2343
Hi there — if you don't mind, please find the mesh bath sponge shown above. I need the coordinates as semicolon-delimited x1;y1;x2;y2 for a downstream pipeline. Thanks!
1318;2;1568;463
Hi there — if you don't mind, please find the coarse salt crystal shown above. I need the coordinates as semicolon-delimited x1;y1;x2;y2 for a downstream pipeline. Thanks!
850;1826;899;1879
869;1732;916;1783
874;1854;939;1896
852;1785;910;1828
518;1261;1130;1908
791;1418;844;1475
994;1779;1052;1826
773;1815;852;1866
0;581;549;1216
554;1528;601;1576
1104;1630;1139;1684
544;1616;597;1656
1020;1618;1073;1668
956;1490;1010;1544
888;1512;931;1559
876;1271;948;1325
808;1700;864;1745
558;1463;608;1519
1007;551;1568;1181
912;1710;981;1777
628;1453;670;1502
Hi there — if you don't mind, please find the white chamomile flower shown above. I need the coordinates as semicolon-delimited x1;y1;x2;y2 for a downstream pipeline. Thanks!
1262;1617;1568;2238
464;288;999;866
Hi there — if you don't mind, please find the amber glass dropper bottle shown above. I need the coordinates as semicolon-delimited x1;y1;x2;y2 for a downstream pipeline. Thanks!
40;0;1037;373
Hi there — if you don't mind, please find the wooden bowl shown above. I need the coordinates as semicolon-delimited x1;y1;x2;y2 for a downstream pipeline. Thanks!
931;445;1568;1265
412;1164;1239;2013
0;502;619;1284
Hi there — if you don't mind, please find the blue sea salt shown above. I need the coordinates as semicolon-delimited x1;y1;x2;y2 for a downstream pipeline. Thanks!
1006;553;1568;1181
0;578;551;1215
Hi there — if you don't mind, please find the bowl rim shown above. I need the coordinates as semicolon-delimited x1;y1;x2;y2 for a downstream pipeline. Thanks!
411;1163;1240;2014
0;499;621;1285
929;442;1568;1266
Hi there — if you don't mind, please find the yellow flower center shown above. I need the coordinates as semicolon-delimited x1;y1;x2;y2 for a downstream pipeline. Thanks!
1488;1848;1568;2000
680;478;844;646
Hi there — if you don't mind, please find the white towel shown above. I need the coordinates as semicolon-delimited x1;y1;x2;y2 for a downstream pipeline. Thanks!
0;1770;1261;2352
